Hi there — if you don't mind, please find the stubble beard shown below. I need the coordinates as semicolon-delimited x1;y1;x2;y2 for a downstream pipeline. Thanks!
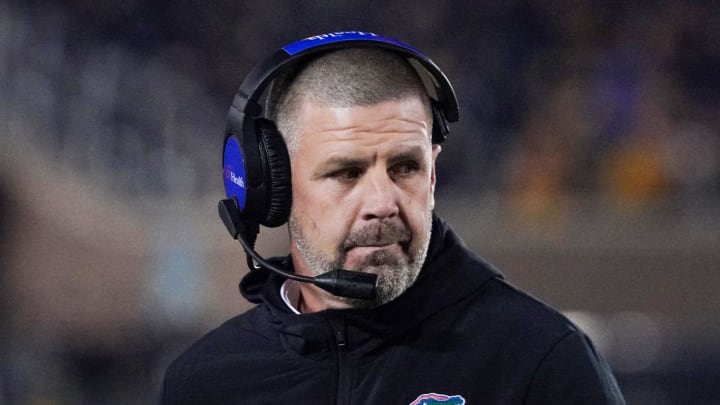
288;214;432;309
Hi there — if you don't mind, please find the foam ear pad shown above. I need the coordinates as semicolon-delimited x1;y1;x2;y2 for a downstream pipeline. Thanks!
256;119;292;227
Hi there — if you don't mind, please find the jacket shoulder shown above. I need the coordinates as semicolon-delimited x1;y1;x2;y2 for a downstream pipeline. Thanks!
478;277;580;336
161;307;275;404
474;278;624;403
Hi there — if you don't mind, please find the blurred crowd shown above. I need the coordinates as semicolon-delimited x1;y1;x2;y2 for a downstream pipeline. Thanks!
2;1;718;213
1;0;719;404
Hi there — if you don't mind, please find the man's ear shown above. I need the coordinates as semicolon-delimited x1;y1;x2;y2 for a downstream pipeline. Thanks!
430;144;442;205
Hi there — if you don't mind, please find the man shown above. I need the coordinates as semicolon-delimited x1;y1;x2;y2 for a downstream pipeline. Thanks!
162;32;624;404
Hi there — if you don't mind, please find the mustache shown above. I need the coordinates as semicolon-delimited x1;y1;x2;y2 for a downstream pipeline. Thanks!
342;221;412;249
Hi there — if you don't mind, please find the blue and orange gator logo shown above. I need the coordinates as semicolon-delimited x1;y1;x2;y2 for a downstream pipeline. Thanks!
410;393;466;405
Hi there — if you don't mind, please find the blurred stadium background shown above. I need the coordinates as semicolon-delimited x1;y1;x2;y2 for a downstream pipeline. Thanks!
1;0;719;403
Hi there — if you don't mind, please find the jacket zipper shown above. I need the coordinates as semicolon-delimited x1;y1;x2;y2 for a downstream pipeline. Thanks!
329;314;350;405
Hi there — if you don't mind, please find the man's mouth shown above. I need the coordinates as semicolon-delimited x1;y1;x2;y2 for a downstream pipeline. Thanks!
345;239;409;251
342;221;412;258
343;240;411;266
343;242;407;268
347;242;397;252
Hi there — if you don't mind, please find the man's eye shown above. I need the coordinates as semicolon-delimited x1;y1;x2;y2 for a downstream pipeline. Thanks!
330;168;362;181
390;162;419;177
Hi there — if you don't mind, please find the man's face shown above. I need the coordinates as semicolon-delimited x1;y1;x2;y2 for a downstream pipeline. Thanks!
288;97;440;308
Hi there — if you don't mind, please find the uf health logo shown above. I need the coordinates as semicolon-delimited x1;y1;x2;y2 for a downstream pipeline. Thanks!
225;167;245;188
410;393;466;405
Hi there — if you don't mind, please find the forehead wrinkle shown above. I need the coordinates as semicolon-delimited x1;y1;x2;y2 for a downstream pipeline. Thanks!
300;100;430;136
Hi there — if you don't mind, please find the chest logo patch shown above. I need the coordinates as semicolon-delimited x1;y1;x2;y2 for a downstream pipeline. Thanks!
410;393;466;405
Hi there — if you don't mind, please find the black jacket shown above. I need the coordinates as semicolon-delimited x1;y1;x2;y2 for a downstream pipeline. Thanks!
162;215;624;404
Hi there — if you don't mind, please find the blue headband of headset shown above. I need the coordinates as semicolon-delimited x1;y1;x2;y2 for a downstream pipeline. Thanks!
230;31;459;124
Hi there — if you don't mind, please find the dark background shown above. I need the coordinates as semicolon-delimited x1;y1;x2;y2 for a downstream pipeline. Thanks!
1;1;719;403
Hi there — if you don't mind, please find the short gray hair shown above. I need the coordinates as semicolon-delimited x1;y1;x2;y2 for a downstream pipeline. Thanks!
267;47;432;153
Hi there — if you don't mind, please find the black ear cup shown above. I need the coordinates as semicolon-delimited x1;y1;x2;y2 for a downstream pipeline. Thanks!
256;119;292;227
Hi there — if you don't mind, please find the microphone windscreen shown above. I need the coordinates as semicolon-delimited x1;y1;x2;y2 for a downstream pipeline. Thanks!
313;270;377;300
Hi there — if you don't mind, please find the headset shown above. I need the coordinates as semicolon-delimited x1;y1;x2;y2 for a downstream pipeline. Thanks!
218;31;459;300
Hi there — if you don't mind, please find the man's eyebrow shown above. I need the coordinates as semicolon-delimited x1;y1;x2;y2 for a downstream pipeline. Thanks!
312;156;370;177
320;156;370;168
312;146;426;177
387;146;425;164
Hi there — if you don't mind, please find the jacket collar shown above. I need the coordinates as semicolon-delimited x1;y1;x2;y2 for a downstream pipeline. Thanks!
239;214;503;354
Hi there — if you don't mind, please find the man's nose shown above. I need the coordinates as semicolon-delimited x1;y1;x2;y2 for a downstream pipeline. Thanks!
359;170;399;221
